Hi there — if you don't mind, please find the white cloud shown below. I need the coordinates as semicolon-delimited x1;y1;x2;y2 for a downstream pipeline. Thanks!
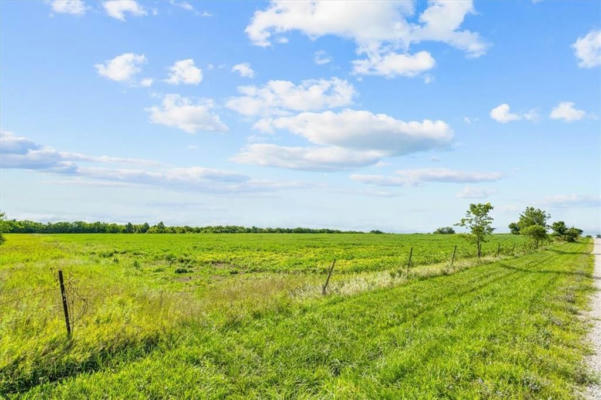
169;0;193;11
226;78;355;116
233;144;384;171
51;0;85;15
139;78;153;87
255;109;453;155
573;30;601;68
103;0;146;21
234;110;453;171
232;63;255;78
95;53;146;83
352;50;435;77
166;59;203;85
0;131;159;171
147;94;227;134
456;185;495;199
314;50;332;65
543;194;601;208
352;168;502;186
549;101;585;122
490;103;539;123
1;131;299;194
245;0;488;74
490;104;521;123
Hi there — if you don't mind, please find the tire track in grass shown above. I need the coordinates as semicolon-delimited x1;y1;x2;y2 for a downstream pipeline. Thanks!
21;248;569;398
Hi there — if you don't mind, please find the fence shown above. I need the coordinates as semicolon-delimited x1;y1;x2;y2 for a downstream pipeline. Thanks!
0;240;543;335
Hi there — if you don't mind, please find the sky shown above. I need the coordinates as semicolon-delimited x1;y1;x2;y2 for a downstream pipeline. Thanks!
0;0;600;233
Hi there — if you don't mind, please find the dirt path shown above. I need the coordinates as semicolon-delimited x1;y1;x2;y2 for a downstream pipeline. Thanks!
587;238;601;399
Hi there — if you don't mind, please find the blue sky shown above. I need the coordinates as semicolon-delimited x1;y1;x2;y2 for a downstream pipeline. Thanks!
1;0;600;233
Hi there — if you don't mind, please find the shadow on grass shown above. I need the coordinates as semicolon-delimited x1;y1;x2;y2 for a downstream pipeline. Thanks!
547;248;592;256
497;263;600;280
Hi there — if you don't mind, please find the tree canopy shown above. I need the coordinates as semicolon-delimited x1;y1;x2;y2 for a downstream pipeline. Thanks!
0;218;363;234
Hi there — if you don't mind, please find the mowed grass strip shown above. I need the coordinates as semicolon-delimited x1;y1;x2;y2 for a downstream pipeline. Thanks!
16;241;594;399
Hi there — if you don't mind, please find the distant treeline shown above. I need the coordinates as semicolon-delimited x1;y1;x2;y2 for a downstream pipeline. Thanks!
1;220;365;234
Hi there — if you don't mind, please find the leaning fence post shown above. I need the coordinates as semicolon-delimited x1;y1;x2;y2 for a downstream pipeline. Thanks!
322;259;336;295
58;270;71;337
406;247;413;275
496;243;501;258
450;245;457;266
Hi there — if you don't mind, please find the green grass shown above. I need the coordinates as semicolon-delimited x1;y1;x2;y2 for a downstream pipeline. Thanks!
0;234;595;398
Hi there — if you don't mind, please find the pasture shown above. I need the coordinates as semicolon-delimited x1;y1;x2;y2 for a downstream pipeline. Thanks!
0;233;595;398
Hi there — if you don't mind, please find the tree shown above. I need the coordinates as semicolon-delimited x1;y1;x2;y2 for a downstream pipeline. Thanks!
125;222;135;233
434;226;455;234
551;221;567;238
508;222;520;235
521;224;548;248
516;207;551;231
0;212;5;244
565;227;583;242
456;203;494;258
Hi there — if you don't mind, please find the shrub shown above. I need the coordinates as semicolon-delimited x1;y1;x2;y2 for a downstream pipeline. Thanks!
434;227;455;234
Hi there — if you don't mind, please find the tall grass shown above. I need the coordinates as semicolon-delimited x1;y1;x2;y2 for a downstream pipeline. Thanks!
0;234;592;398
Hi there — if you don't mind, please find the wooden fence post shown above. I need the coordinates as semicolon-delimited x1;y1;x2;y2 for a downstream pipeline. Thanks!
322;259;336;295
406;247;413;275
450;245;457;266
58;270;71;337
496;243;501;257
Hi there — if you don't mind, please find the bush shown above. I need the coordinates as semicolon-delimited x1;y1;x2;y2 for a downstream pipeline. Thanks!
434;227;455;234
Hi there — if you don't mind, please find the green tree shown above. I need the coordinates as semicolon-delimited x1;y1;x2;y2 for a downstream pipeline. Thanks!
516;207;551;231
434;226;455;234
508;222;520;235
0;212;5;244
565;227;583;242
521;224;548;248
456;203;494;258
551;221;567;238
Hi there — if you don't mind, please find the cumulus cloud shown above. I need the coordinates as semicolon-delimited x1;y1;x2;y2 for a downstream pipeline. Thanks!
245;0;487;75
103;0;146;20
573;30;601;68
51;0;85;15
166;59;203;85
489;103;538;123
352;50;435;77
147;94;227;134
234;110;453;171
232;63;255;78
314;50;332;65
254;110;453;155
0;131;298;193
95;53;146;83
489;104;521;123
233;144;385;171
226;78;355;116
351;168;502;186
549;101;586;122
456;185;495;199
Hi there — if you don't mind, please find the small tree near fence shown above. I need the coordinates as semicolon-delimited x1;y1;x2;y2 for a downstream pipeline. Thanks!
456;203;494;258
0;212;5;245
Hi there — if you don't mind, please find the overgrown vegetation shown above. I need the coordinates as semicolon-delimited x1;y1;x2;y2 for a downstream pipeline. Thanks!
0;234;594;398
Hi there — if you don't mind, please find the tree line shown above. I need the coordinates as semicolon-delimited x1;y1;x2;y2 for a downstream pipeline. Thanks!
0;218;362;235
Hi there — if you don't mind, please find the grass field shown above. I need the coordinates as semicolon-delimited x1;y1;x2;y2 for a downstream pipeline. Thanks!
0;233;595;398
